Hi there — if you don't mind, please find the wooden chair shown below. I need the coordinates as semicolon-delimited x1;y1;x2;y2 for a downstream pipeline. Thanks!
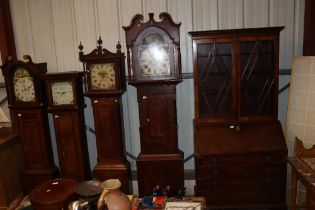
288;137;315;210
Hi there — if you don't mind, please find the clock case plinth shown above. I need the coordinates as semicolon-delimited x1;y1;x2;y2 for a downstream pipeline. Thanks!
1;56;59;193
42;71;91;182
123;13;184;197
79;40;132;194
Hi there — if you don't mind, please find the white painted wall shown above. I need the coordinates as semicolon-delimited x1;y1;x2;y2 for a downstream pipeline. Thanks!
8;0;305;174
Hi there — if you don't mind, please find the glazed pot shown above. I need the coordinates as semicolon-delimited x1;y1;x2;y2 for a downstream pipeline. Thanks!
68;180;103;210
97;179;131;210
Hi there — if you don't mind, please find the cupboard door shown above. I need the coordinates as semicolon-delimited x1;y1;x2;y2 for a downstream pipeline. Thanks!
239;38;278;121
138;92;177;154
196;40;236;123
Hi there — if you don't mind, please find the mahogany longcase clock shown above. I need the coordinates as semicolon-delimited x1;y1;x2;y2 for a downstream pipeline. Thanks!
42;72;91;182
1;55;59;193
123;13;184;196
79;38;132;194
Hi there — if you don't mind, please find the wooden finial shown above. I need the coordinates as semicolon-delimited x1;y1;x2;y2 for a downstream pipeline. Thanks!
116;41;121;52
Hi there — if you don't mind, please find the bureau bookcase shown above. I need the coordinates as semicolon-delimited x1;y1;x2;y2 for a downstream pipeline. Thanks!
189;27;287;210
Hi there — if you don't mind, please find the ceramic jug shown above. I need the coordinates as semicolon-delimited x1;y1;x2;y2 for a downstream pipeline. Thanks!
97;179;131;210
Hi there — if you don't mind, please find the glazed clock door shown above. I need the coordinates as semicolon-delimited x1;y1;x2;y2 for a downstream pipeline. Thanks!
239;38;278;122
196;40;236;123
138;88;177;154
52;111;89;181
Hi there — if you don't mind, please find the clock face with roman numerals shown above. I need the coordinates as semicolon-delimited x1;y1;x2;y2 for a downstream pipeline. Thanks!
90;63;116;90
13;68;36;102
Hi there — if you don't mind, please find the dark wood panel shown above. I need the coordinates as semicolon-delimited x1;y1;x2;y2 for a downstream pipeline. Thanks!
136;153;184;197
194;121;287;155
0;128;23;209
92;98;124;161
137;86;178;154
0;0;16;62
91;97;132;194
52;111;90;181
303;0;315;56
13;109;59;193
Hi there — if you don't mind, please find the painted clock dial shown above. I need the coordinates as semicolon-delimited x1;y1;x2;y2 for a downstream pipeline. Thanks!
13;68;36;102
139;33;170;77
90;63;116;90
51;81;74;105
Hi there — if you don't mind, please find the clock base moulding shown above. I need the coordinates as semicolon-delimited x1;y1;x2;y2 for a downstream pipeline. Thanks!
20;167;59;194
92;161;132;194
136;152;184;197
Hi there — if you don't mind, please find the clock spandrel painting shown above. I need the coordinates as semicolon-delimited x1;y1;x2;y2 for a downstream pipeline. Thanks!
139;33;171;77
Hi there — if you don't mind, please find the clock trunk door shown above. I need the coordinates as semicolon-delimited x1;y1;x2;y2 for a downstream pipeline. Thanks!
14;110;53;169
52;112;88;181
92;98;125;162
138;86;178;154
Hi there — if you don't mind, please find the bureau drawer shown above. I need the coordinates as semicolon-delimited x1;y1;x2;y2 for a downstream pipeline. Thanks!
196;174;284;190
196;187;285;205
196;153;286;166
196;164;286;179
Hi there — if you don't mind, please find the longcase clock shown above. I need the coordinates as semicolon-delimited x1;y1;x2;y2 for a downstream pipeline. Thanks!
79;38;131;194
1;55;59;193
123;13;184;196
42;71;91;182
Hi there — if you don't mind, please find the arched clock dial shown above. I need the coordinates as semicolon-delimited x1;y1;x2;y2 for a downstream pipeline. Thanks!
13;68;36;102
139;33;170;77
90;63;116;90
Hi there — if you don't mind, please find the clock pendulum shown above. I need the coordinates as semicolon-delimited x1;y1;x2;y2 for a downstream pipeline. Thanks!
1;55;59;193
78;38;132;194
42;72;91;181
123;13;184;196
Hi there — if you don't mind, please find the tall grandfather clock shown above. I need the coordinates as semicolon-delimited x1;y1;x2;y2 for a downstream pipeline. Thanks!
42;72;91;182
1;55;59;193
123;13;184;196
79;38;131;193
